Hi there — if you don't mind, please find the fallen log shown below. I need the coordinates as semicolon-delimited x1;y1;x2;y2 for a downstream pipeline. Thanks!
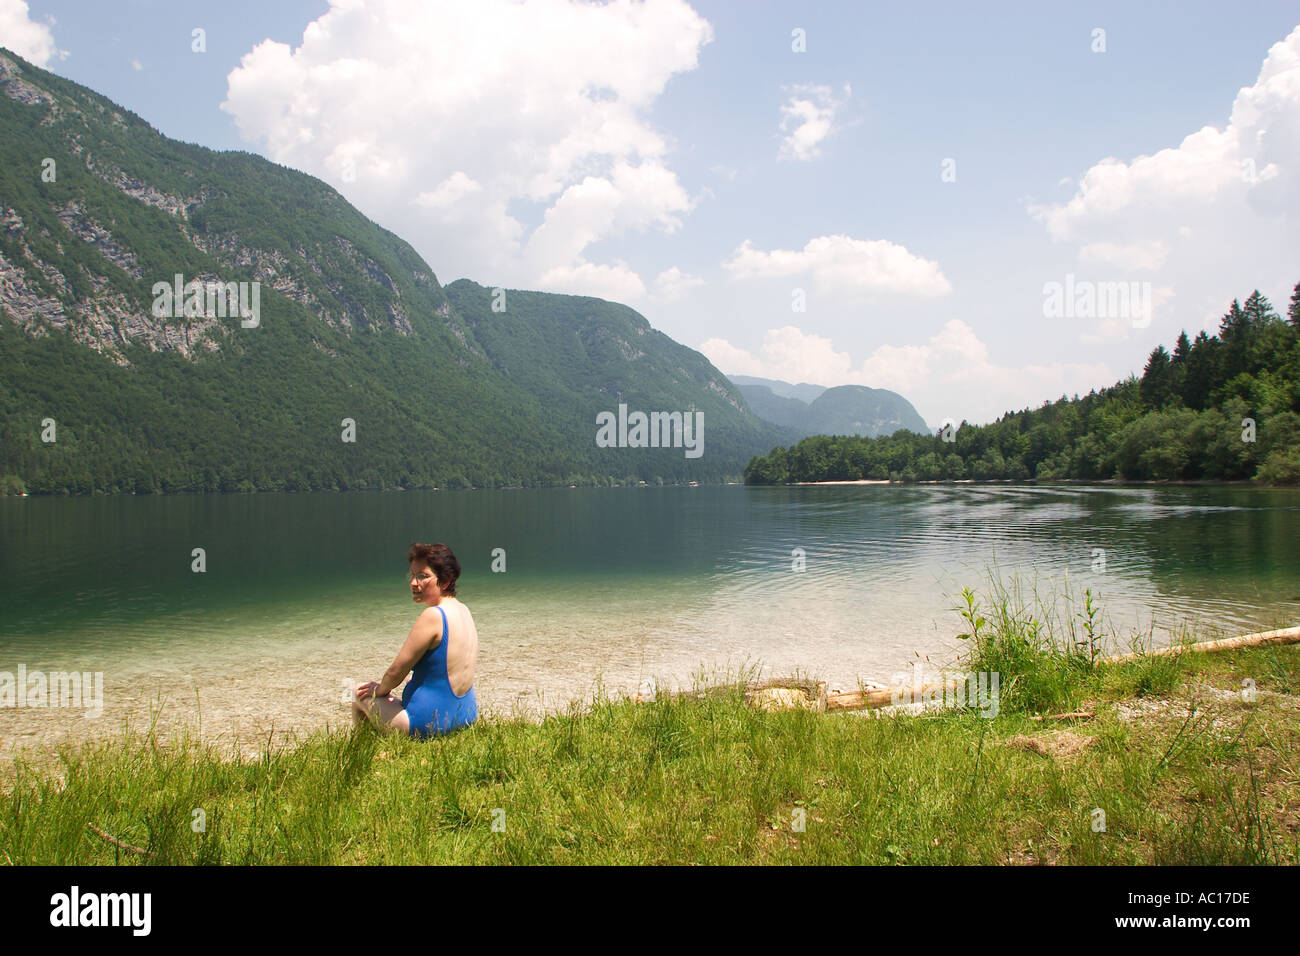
825;679;963;712
643;625;1300;715
1107;624;1300;663
822;623;1300;714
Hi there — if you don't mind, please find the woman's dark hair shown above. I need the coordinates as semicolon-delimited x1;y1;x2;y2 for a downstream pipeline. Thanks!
407;542;460;596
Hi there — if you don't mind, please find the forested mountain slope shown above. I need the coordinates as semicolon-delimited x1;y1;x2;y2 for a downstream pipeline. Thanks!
0;49;784;493
730;376;929;438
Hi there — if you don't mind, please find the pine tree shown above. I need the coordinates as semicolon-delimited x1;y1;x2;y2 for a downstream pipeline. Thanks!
1218;298;1250;382
1288;281;1300;329
1173;330;1191;363
1242;289;1277;327
1140;345;1173;409
1167;332;1189;402
1219;298;1246;344
1184;331;1217;410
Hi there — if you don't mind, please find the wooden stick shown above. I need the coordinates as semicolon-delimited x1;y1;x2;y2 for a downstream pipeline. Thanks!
86;822;155;857
1029;711;1095;723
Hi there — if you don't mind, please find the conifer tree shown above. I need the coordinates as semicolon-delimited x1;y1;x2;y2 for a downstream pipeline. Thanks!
1218;299;1249;382
1242;289;1276;327
1183;331;1217;410
1140;345;1173;409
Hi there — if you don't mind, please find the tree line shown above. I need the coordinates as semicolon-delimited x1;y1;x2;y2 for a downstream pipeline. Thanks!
744;285;1300;486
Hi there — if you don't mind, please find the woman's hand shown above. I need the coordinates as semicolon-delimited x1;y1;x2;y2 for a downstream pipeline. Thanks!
355;681;382;701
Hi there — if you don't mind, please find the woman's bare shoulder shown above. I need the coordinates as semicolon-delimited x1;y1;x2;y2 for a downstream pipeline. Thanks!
441;598;474;623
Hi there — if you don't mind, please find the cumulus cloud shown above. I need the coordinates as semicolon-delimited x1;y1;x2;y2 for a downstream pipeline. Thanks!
416;171;482;209
652;266;704;302
221;0;713;298
702;326;853;383
537;260;646;302
701;323;1110;425
777;83;849;161
1078;240;1168;271
1028;25;1300;333
523;161;694;282
0;0;63;66
723;234;951;297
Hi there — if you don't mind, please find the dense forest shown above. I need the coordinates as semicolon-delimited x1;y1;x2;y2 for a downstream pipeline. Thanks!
744;286;1300;486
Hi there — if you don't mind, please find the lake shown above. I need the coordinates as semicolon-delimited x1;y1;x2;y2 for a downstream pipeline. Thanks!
2;483;1298;765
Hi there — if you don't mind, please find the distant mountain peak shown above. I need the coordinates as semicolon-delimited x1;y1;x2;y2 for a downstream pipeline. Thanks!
726;374;929;439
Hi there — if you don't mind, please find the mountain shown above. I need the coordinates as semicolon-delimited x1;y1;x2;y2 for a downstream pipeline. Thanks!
728;379;811;431
727;375;930;439
0;49;787;493
805;385;931;436
728;375;826;404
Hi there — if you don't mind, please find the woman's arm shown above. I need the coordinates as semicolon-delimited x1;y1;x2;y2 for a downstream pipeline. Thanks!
374;606;442;696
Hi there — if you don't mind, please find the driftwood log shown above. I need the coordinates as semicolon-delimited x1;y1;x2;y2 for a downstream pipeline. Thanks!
778;624;1300;714
1106;624;1300;663
637;625;1300;714
821;624;1300;713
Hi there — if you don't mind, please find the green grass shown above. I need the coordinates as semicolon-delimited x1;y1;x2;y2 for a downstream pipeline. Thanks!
2;583;1298;865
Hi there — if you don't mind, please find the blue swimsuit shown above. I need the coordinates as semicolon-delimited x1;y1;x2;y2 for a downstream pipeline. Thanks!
402;604;477;738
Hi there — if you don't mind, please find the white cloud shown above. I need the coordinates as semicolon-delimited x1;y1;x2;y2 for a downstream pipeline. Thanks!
522;161;694;288
1028;25;1300;324
130;59;143;72
698;335;763;376
778;83;849;161
702;326;851;386
652;266;704;303
0;0;63;66
537;260;646;302
1078;240;1168;271
701;322;1110;426
221;0;713;298
416;171;482;209
723;234;951;297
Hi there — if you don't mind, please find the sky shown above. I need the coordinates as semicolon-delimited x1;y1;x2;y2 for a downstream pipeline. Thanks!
4;0;1299;428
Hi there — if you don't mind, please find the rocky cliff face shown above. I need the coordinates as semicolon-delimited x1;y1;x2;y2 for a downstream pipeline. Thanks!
0;49;440;364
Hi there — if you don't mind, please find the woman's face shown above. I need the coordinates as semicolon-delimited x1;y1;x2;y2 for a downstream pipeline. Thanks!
410;563;441;602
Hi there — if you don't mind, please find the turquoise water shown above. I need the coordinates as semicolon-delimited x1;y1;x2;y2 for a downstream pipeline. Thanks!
2;484;1298;761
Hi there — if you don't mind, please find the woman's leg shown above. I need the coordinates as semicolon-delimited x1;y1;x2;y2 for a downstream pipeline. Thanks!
352;691;411;735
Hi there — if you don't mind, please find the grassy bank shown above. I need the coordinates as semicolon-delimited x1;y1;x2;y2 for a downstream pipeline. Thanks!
2;585;1298;865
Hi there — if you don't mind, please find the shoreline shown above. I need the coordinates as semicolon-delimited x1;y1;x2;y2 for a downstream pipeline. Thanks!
5;477;1299;498
3;637;1297;864
789;477;1290;487
6;621;1297;779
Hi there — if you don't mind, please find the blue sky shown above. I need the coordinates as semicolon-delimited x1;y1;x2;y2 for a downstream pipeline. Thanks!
5;0;1299;426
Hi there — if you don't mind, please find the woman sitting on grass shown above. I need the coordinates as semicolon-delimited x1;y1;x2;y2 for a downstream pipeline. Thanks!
353;542;479;737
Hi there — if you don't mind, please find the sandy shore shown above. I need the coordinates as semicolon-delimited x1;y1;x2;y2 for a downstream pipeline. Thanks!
792;479;893;486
